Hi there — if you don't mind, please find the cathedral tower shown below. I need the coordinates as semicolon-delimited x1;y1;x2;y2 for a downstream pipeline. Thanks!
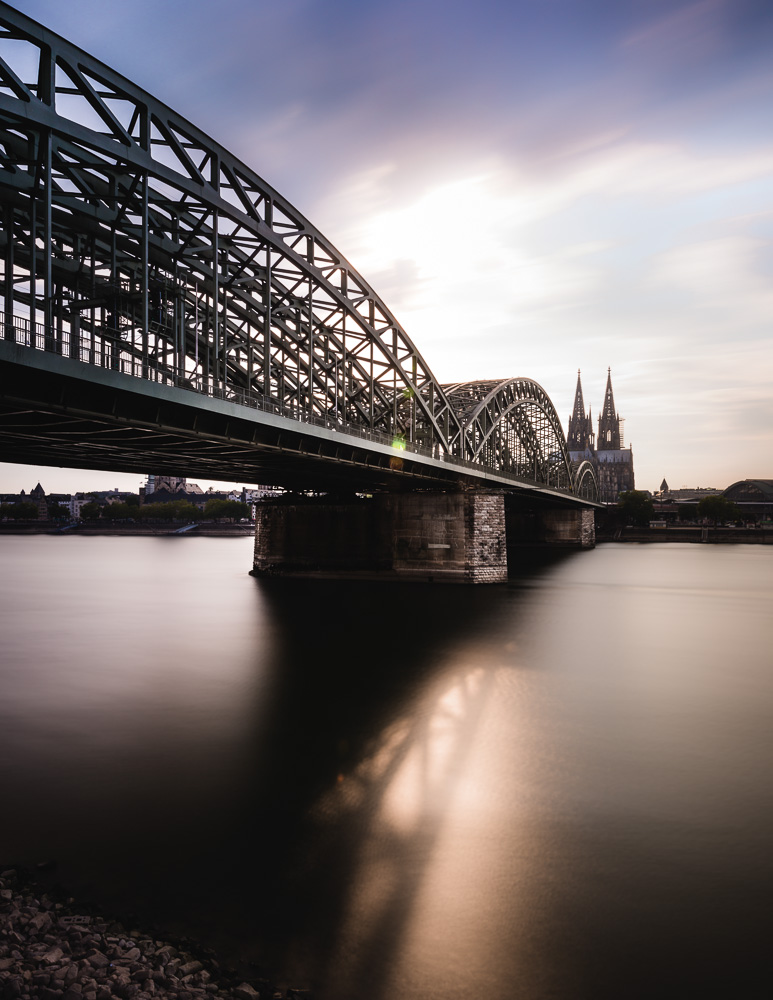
567;370;595;455
597;368;621;449
594;369;634;502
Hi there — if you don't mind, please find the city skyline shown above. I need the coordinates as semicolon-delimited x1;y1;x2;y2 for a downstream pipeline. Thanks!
2;0;771;494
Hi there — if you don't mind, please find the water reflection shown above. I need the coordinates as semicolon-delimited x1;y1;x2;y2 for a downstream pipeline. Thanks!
239;578;517;995
1;539;772;999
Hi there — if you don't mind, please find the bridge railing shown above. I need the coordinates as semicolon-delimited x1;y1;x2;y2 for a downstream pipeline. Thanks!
0;311;440;462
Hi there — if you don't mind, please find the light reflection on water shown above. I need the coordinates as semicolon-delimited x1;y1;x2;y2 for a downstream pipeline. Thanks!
1;538;772;999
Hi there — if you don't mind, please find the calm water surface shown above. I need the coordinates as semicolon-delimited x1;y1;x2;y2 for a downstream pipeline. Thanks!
1;537;772;999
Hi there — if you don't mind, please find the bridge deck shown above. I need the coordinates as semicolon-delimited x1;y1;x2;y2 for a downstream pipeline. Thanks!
0;340;592;506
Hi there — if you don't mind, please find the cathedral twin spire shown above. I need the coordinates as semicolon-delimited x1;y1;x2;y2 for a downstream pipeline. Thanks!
568;368;634;501
568;368;621;453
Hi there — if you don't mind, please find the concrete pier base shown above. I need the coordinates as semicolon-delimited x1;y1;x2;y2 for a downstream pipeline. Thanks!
253;491;508;583
505;500;595;550
538;508;596;548
387;491;508;583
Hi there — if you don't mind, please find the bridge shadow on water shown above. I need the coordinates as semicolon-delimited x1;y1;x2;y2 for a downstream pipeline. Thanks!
217;552;576;997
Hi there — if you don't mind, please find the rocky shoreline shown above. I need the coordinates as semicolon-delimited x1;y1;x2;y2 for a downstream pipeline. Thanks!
0;868;306;1000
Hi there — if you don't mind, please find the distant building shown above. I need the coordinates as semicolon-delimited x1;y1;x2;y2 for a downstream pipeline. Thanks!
568;369;635;503
144;474;203;496
68;496;90;520
29;482;48;520
655;485;721;501
722;480;773;521
242;486;284;503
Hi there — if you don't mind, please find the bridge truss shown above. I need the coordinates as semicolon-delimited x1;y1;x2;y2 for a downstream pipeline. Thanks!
0;3;596;500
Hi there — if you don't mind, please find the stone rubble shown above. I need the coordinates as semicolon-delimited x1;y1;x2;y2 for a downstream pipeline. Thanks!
0;868;310;1000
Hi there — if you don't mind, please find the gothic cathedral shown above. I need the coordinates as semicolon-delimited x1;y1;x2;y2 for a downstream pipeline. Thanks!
567;370;635;503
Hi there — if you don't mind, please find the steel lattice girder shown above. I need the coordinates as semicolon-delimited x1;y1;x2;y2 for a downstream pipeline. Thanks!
0;2;590;498
443;378;576;488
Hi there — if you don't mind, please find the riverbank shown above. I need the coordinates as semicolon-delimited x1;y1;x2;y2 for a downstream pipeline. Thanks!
0;523;254;537
0;867;297;1000
3;522;770;544
597;525;773;543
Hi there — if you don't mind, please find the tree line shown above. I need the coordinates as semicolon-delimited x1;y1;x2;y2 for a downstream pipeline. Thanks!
616;490;741;526
1;498;250;522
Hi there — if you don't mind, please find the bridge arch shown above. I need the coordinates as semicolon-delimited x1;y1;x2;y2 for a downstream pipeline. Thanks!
572;460;600;502
443;378;575;489
0;3;463;457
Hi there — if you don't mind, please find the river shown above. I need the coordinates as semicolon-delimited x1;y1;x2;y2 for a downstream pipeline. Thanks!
1;536;772;999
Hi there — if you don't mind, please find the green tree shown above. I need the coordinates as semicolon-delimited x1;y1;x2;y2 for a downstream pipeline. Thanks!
47;502;69;520
203;498;249;521
171;501;203;521
617;490;655;526
137;502;166;520
138;500;202;521
697;495;741;525
80;501;102;521
0;501;40;520
102;502;134;520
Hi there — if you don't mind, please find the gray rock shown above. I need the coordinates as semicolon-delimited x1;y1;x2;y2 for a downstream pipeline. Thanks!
62;964;80;986
234;984;261;1000
178;960;203;976
30;911;53;933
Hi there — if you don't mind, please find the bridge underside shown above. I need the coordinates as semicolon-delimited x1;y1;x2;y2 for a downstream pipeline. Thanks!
0;341;592;505
0;343;438;492
1;342;597;583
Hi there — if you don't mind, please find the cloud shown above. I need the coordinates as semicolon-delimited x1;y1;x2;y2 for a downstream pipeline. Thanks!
650;235;773;330
621;0;728;61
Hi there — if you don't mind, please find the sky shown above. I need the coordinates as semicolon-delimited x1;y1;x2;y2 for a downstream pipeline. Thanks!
2;0;772;494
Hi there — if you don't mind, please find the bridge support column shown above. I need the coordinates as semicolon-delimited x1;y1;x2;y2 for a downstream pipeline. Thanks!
253;500;392;576
387;491;507;583
252;491;508;583
538;508;596;548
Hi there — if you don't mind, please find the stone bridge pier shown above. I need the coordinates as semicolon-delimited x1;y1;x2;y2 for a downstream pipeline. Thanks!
252;492;595;584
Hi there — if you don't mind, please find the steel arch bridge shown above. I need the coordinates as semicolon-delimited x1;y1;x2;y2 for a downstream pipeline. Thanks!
0;3;597;502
